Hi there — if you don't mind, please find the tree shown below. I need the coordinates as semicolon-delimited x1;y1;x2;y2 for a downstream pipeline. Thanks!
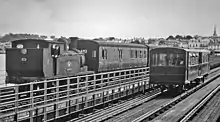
147;38;156;44
50;36;56;39
194;35;200;39
131;39;140;44
140;40;146;44
108;37;115;41
158;40;166;45
40;35;47;39
185;35;193;40
166;35;175;40
175;35;183;39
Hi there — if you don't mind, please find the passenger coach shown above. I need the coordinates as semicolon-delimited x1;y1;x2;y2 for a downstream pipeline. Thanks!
149;47;210;90
69;38;149;72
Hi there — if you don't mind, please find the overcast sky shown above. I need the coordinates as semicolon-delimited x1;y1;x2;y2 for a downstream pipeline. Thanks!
0;0;219;38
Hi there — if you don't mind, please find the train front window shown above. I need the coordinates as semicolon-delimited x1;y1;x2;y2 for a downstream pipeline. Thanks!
152;53;184;66
168;54;184;66
158;54;167;66
152;53;167;66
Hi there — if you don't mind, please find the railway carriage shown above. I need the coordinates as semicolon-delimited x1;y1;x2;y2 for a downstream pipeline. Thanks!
69;38;149;73
149;47;210;90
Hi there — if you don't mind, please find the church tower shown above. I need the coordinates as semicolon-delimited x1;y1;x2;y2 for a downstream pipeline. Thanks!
213;25;218;37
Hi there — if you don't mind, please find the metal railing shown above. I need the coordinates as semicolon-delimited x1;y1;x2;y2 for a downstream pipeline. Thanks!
0;67;149;122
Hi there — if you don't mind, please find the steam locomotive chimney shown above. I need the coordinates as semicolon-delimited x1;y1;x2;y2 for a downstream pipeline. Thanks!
57;37;69;51
69;37;79;50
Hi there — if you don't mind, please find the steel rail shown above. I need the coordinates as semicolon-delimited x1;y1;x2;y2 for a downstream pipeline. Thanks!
131;71;220;122
179;84;220;122
68;88;162;122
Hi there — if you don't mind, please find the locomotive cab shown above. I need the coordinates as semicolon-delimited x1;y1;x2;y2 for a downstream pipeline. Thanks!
6;38;91;84
6;39;64;83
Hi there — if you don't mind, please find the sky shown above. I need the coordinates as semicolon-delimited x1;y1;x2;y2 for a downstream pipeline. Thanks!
0;0;220;39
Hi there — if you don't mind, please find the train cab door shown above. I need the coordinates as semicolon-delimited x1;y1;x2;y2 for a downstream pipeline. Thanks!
51;44;60;75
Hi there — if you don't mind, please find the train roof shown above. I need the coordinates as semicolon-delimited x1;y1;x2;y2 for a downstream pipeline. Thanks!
78;39;147;48
151;47;210;53
184;48;210;53
11;39;63;44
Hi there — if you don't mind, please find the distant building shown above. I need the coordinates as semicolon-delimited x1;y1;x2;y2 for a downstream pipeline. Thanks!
165;39;180;47
208;25;220;50
188;39;200;48
208;39;220;50
179;39;189;48
199;37;211;49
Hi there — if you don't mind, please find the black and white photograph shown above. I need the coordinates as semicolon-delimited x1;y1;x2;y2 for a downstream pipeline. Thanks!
0;0;220;122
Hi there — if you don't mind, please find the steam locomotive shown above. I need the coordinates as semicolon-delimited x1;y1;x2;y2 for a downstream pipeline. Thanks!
6;37;149;84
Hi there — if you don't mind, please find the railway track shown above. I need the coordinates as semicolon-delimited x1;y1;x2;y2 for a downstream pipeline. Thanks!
103;67;220;122
131;71;220;122
179;85;220;122
67;67;220;122
68;88;163;122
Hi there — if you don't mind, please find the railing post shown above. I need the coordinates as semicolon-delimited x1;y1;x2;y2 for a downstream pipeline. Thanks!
86;76;89;93
14;85;19;122
30;82;34;122
67;78;70;116
101;74;103;88
43;81;47;121
76;77;80;111
56;79;59;120
94;75;96;90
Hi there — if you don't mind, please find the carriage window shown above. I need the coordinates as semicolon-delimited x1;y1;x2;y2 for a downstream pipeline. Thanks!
192;55;195;65
130;50;133;58
102;48;107;59
196;53;199;64
202;54;204;63
132;50;135;58
204;54;208;63
189;53;199;65
144;51;146;58
202;54;205;63
189;54;194;65
37;44;40;49
105;49;107;59
92;50;96;58
195;53;198;64
118;49;122;59
191;54;194;65
102;49;104;59
121;49;122;58
135;50;138;58
152;54;158;66
140;51;142;58
206;54;208;62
